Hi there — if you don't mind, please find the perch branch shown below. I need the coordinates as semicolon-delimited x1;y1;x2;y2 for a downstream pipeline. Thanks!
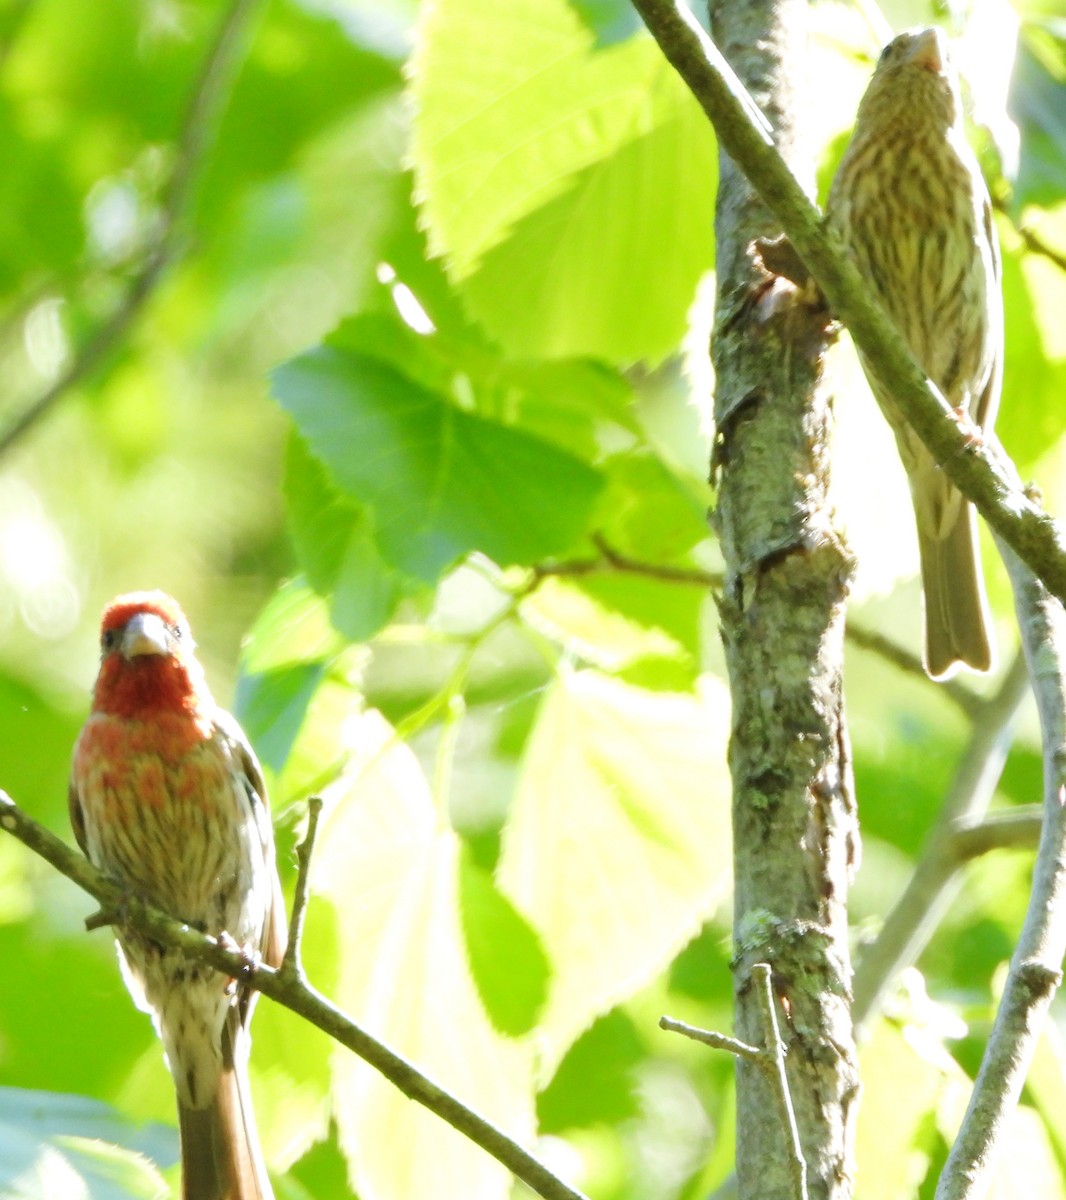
936;545;1066;1199
0;790;587;1200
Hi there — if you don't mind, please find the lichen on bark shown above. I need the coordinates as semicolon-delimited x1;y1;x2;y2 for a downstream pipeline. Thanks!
708;1;860;1196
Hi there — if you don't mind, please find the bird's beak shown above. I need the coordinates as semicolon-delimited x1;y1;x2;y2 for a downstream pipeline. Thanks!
909;27;946;74
120;612;170;659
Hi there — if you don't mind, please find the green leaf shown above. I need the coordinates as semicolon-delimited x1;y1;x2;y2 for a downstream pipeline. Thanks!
0;674;82;833
54;1137;170;1200
854;1021;947;1200
457;844;550;1037
1012;33;1066;210
240;579;344;675
235;662;327;775
284;434;409;641
999;235;1066;472
284;434;365;594
537;1009;645;1132
0;1088;176;1200
272;344;605;582
566;0;643;48
251;989;333;1174
315;711;535;1200
498;670;732;1074
502;358;641;461
1026;1023;1066;1178
410;0;716;361
273;673;365;811
460;93;717;361
596;451;711;560
235;581;369;800
668;923;734;1005
198;1;402;224
521;575;700;685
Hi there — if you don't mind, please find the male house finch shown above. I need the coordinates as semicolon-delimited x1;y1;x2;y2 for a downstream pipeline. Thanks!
69;592;285;1200
828;26;1002;678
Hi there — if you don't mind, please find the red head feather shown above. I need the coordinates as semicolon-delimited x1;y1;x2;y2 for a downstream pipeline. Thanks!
91;591;212;723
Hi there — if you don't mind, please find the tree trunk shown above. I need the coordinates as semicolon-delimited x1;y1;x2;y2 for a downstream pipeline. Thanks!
708;2;860;1197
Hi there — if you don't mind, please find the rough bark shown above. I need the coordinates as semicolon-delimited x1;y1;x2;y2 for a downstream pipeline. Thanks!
707;2;860;1196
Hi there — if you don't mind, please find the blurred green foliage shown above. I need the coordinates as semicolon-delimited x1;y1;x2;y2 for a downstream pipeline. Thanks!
1;0;1065;1198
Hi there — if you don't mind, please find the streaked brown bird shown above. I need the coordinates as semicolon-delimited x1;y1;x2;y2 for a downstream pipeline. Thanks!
70;592;285;1199
828;26;1001;678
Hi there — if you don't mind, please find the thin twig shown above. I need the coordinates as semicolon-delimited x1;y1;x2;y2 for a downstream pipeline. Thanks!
842;623;983;719
659;1015;764;1063
852;650;1031;1032
0;790;587;1200
950;807;1042;860
1014;223;1066;275
936;543;1066;1200
591;533;723;587
660;965;809;1200
628;0;1066;608
531;539;983;709
533;537;721;589
0;0;263;456
281;795;323;980
993;195;1066;276
752;964;808;1200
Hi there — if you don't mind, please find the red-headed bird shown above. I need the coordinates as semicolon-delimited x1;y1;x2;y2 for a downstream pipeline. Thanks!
70;592;285;1200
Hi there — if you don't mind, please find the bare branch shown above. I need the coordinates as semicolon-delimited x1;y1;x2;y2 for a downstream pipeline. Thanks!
659;1015;764;1063
660;965;809;1200
843;623;983;719
0;790;587;1200
852;650;1031;1031
0;0;263;456
936;546;1066;1199
280;795;323;981
993;195;1066;276
531;540;983;712
590;533;723;587
950;808;1042;860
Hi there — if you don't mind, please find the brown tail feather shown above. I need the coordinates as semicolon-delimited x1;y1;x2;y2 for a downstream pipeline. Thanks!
177;1038;272;1200
919;503;993;679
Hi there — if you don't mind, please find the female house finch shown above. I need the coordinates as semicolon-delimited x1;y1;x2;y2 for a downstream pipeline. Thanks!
69;592;285;1200
828;26;1002;678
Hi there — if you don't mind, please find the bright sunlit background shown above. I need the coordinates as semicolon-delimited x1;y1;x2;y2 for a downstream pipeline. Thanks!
1;0;1065;1198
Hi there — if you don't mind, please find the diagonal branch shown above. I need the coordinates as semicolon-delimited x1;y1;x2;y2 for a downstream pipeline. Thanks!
0;0;263;457
0;790;587;1200
628;0;1066;606
935;546;1066;1199
852;649;1031;1032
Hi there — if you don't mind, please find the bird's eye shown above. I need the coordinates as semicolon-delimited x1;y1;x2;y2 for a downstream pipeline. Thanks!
170;623;183;640
101;629;117;652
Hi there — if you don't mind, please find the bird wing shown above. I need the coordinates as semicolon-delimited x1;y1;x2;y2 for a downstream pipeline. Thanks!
212;708;288;975
974;191;1003;434
68;775;89;858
